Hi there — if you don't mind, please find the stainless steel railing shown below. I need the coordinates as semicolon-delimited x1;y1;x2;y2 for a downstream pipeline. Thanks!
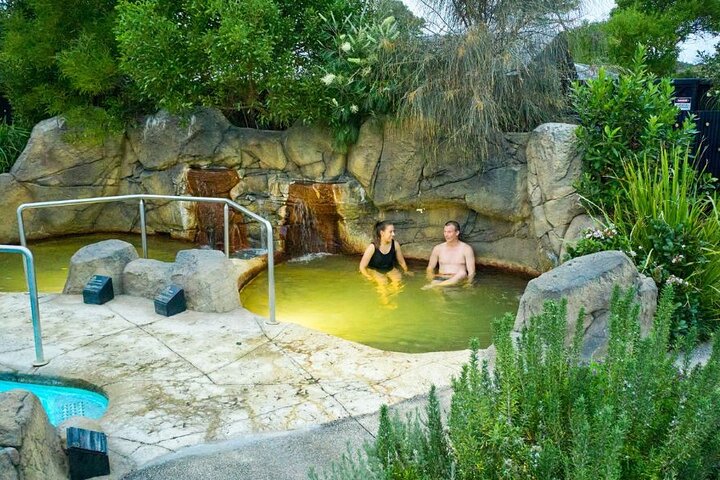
16;194;276;325
0;245;48;366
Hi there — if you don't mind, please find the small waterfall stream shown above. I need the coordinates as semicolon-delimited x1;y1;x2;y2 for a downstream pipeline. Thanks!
186;168;248;252
282;183;342;257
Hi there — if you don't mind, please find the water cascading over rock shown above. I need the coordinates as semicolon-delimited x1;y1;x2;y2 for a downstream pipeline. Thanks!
282;183;342;257
186;168;247;252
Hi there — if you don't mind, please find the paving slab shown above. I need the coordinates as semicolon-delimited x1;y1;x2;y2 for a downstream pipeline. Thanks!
0;292;479;478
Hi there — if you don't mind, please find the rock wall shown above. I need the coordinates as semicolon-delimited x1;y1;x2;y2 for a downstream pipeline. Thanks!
0;390;68;480
0;109;585;274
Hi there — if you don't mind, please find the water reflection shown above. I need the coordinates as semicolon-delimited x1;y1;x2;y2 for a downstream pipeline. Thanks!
241;255;529;353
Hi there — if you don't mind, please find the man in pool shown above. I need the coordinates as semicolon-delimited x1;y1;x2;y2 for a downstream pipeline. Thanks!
424;221;475;289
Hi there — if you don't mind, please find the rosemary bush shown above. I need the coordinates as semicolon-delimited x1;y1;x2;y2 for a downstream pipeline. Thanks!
311;286;720;479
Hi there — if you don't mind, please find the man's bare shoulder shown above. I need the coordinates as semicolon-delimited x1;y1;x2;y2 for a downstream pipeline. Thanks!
460;241;475;254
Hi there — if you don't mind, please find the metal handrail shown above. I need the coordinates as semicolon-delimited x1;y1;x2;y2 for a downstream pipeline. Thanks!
16;194;276;325
0;245;48;366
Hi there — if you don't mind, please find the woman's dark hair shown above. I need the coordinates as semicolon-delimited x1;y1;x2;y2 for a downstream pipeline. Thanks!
374;221;392;242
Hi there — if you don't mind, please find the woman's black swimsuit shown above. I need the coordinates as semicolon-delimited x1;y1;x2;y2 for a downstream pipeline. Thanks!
368;241;396;273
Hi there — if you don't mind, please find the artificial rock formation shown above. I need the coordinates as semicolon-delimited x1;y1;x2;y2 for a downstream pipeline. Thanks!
0;109;585;274
0;390;68;480
118;248;244;312
63;239;139;295
513;250;658;359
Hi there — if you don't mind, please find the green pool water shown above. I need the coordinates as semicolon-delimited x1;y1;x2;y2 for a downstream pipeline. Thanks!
0;233;194;293
241;254;529;353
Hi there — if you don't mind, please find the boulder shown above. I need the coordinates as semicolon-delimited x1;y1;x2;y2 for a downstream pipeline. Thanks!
0;174;33;244
11;117;124;186
123;259;173;299
0;448;20;480
215;128;287;170
347;118;383;191
170;249;241;312
514;250;657;359
526;123;584;270
63;240;139;294
0;390;68;480
284;124;346;180
127;109;230;171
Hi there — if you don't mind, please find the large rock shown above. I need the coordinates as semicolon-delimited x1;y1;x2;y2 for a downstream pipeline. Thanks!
0;390;67;480
123;259;173;299
526;123;584;270
284;124;346;180
170;249;241;312
0;174;33;244
63;240;139;294
127;109;230;170
347;118;383;191
11;117;124;186
216;128;287;170
0;448;20;480
514;250;657;359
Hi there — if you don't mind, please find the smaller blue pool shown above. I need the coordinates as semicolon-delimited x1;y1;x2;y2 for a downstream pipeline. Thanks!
0;380;108;426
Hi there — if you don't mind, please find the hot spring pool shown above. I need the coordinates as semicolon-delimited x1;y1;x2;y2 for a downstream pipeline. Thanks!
0;377;108;426
0;233;195;292
241;254;529;353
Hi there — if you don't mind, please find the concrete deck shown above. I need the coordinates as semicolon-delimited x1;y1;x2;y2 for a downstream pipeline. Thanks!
0;293;481;478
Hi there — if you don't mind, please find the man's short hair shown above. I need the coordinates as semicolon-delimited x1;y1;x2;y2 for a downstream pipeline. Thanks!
444;220;460;232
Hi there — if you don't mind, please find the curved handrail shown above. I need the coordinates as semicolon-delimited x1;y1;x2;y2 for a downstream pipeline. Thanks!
0;245;47;366
16;194;276;325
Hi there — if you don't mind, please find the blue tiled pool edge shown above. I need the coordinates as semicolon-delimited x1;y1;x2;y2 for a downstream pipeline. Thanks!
0;372;108;426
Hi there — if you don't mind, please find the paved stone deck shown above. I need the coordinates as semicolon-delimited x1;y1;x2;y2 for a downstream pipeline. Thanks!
0;293;482;478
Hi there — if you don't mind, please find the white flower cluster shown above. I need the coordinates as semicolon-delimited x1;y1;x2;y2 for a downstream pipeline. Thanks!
584;225;618;240
671;254;685;264
666;275;689;287
321;73;336;85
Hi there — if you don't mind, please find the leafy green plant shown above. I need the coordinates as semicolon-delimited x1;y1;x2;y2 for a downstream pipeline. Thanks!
0;121;30;173
311;286;720;479
0;0;146;132
614;148;720;336
571;45;697;214
301;12;402;149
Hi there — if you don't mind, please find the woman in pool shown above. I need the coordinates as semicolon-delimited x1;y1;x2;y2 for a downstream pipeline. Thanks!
359;221;412;286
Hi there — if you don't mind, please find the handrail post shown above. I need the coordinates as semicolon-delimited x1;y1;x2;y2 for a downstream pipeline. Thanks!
24;249;47;366
139;199;148;258
18;195;277;327
17;207;27;248
263;219;277;325
223;203;230;258
0;245;47;367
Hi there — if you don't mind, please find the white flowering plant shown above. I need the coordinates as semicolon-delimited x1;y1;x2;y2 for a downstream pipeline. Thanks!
306;12;402;149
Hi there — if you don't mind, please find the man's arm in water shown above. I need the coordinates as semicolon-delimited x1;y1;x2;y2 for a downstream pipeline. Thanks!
426;246;439;280
465;244;476;284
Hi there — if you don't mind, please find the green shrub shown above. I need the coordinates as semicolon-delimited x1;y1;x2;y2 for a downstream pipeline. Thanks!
311;286;720;479
0;121;30;173
302;12;402;149
571;45;697;214
568;148;720;337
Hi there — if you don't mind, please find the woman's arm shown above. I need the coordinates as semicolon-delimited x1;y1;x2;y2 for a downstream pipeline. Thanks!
394;241;411;274
359;244;376;279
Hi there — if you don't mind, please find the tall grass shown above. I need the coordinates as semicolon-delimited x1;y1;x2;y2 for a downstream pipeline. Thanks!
613;147;720;333
0;121;30;173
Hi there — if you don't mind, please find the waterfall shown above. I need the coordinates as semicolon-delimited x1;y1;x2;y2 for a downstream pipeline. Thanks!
282;183;341;257
186;168;248;252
